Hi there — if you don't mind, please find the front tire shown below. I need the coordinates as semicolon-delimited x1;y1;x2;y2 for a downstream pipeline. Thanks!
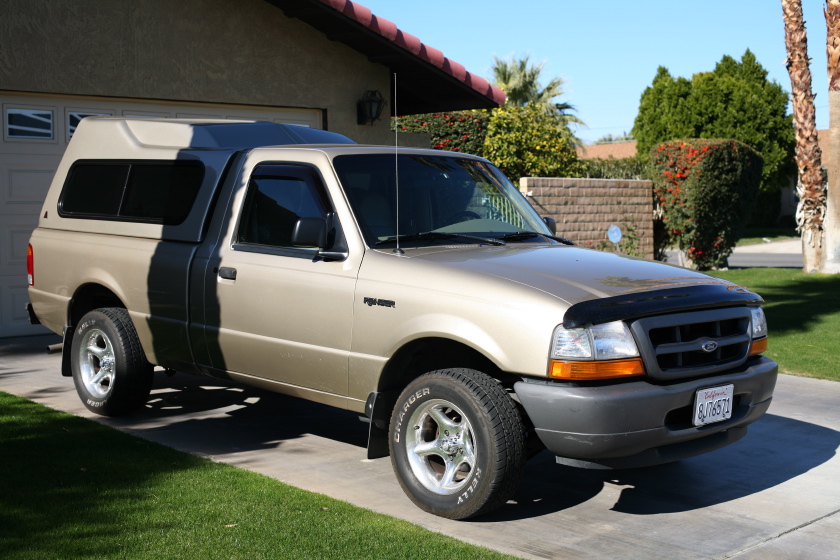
389;368;526;519
71;308;153;416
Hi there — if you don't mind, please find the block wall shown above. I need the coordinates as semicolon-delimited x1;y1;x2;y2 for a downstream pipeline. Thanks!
520;177;654;259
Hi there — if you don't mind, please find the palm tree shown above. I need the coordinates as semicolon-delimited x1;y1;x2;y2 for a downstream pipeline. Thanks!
491;55;583;135
823;0;840;273
781;0;825;272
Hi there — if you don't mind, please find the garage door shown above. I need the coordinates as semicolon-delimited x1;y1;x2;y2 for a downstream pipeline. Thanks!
0;91;322;338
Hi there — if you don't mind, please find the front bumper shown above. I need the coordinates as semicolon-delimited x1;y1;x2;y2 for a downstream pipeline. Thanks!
514;356;778;469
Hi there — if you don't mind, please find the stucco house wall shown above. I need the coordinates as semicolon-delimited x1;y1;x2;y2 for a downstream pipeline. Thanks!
0;0;397;144
2;0;461;337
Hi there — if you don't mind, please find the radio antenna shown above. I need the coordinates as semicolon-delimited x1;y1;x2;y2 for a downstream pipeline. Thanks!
393;72;404;255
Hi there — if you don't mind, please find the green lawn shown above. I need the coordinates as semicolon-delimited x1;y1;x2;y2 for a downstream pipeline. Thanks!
735;227;798;247
0;392;516;560
710;268;840;381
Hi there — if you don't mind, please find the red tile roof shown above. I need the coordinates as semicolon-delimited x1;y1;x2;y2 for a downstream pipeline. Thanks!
576;141;638;160
318;0;504;106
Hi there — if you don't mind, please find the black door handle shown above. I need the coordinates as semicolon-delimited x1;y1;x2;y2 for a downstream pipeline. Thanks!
218;267;237;280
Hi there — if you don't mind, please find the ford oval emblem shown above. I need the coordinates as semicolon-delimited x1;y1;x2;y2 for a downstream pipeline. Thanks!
701;341;719;353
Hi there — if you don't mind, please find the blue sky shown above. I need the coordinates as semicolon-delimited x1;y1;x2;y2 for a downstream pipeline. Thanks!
356;0;830;144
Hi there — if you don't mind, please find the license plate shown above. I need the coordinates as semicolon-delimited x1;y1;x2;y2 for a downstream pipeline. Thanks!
693;384;734;426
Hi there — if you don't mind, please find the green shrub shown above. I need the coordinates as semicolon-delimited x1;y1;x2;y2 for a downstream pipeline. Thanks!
392;110;489;156
482;104;580;179
651;139;763;270
633;52;794;194
579;156;648;180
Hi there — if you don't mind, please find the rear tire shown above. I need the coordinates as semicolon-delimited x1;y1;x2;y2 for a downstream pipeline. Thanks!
389;368;526;519
71;308;153;416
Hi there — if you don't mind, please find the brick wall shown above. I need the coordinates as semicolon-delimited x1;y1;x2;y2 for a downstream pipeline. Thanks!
519;177;654;259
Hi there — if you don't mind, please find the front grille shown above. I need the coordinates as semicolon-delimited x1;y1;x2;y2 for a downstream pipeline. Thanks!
630;308;752;381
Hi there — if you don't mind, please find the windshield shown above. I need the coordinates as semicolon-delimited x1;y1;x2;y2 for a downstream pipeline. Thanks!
333;154;552;247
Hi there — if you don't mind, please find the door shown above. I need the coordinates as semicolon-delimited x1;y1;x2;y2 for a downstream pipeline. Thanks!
0;101;61;338
201;163;357;395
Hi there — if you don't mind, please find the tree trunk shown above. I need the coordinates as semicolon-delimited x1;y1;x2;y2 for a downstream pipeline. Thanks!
823;0;840;273
782;0;826;272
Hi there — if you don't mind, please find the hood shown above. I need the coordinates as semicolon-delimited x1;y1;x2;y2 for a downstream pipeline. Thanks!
404;243;739;307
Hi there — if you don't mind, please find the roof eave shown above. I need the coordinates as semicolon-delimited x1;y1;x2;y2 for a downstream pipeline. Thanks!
265;0;505;115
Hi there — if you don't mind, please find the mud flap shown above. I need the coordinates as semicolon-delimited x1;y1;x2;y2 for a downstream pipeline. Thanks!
25;303;41;325
365;391;398;459
61;326;74;377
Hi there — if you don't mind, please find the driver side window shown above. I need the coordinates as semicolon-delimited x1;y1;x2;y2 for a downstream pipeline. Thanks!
237;165;328;251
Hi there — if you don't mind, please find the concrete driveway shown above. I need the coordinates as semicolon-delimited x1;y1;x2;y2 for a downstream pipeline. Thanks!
2;334;839;560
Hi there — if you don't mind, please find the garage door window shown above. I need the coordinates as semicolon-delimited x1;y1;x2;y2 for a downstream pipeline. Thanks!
4;107;54;140
59;160;204;224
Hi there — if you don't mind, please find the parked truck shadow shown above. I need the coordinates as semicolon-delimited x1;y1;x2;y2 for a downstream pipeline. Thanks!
483;412;840;521
112;371;840;522
104;370;368;452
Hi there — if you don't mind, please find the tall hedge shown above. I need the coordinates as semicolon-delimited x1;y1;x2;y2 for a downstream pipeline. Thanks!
392;110;489;156
579;156;647;180
633;52;793;194
651;139;763;270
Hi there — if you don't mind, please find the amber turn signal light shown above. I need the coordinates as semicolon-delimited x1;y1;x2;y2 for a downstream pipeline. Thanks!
550;358;645;381
749;337;768;356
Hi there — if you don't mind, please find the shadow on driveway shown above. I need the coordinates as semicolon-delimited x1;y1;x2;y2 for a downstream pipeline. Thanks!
477;411;839;521
103;371;839;523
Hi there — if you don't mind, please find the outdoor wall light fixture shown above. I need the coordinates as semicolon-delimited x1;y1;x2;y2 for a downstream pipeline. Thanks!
357;90;386;125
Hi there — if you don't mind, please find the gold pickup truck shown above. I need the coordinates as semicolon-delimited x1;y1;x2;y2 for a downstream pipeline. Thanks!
27;118;777;519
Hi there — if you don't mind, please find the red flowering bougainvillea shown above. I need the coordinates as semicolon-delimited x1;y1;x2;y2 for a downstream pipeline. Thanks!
651;139;763;270
391;110;489;156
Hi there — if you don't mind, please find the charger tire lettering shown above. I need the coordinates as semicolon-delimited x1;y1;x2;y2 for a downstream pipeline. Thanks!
393;388;430;443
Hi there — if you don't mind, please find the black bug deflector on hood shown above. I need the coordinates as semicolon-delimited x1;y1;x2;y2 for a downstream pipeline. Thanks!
562;284;764;328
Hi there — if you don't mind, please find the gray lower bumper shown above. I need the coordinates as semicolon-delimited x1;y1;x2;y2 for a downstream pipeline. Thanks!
514;356;778;469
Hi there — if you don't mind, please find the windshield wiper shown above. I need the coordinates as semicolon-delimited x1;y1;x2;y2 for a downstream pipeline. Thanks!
375;231;506;247
495;231;575;246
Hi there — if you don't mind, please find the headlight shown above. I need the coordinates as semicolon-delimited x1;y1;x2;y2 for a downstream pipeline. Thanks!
551;325;593;358
750;307;767;338
749;307;768;356
550;321;644;380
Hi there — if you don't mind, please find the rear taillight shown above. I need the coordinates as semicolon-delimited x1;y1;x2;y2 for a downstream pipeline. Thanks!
27;244;33;286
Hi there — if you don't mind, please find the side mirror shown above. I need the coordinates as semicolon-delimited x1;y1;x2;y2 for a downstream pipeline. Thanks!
292;217;327;248
543;216;557;235
292;217;348;261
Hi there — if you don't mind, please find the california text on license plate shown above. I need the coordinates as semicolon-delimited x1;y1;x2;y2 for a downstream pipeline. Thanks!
693;384;734;426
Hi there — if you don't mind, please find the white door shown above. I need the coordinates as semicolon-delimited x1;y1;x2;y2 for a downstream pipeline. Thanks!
0;91;322;338
0;99;61;337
